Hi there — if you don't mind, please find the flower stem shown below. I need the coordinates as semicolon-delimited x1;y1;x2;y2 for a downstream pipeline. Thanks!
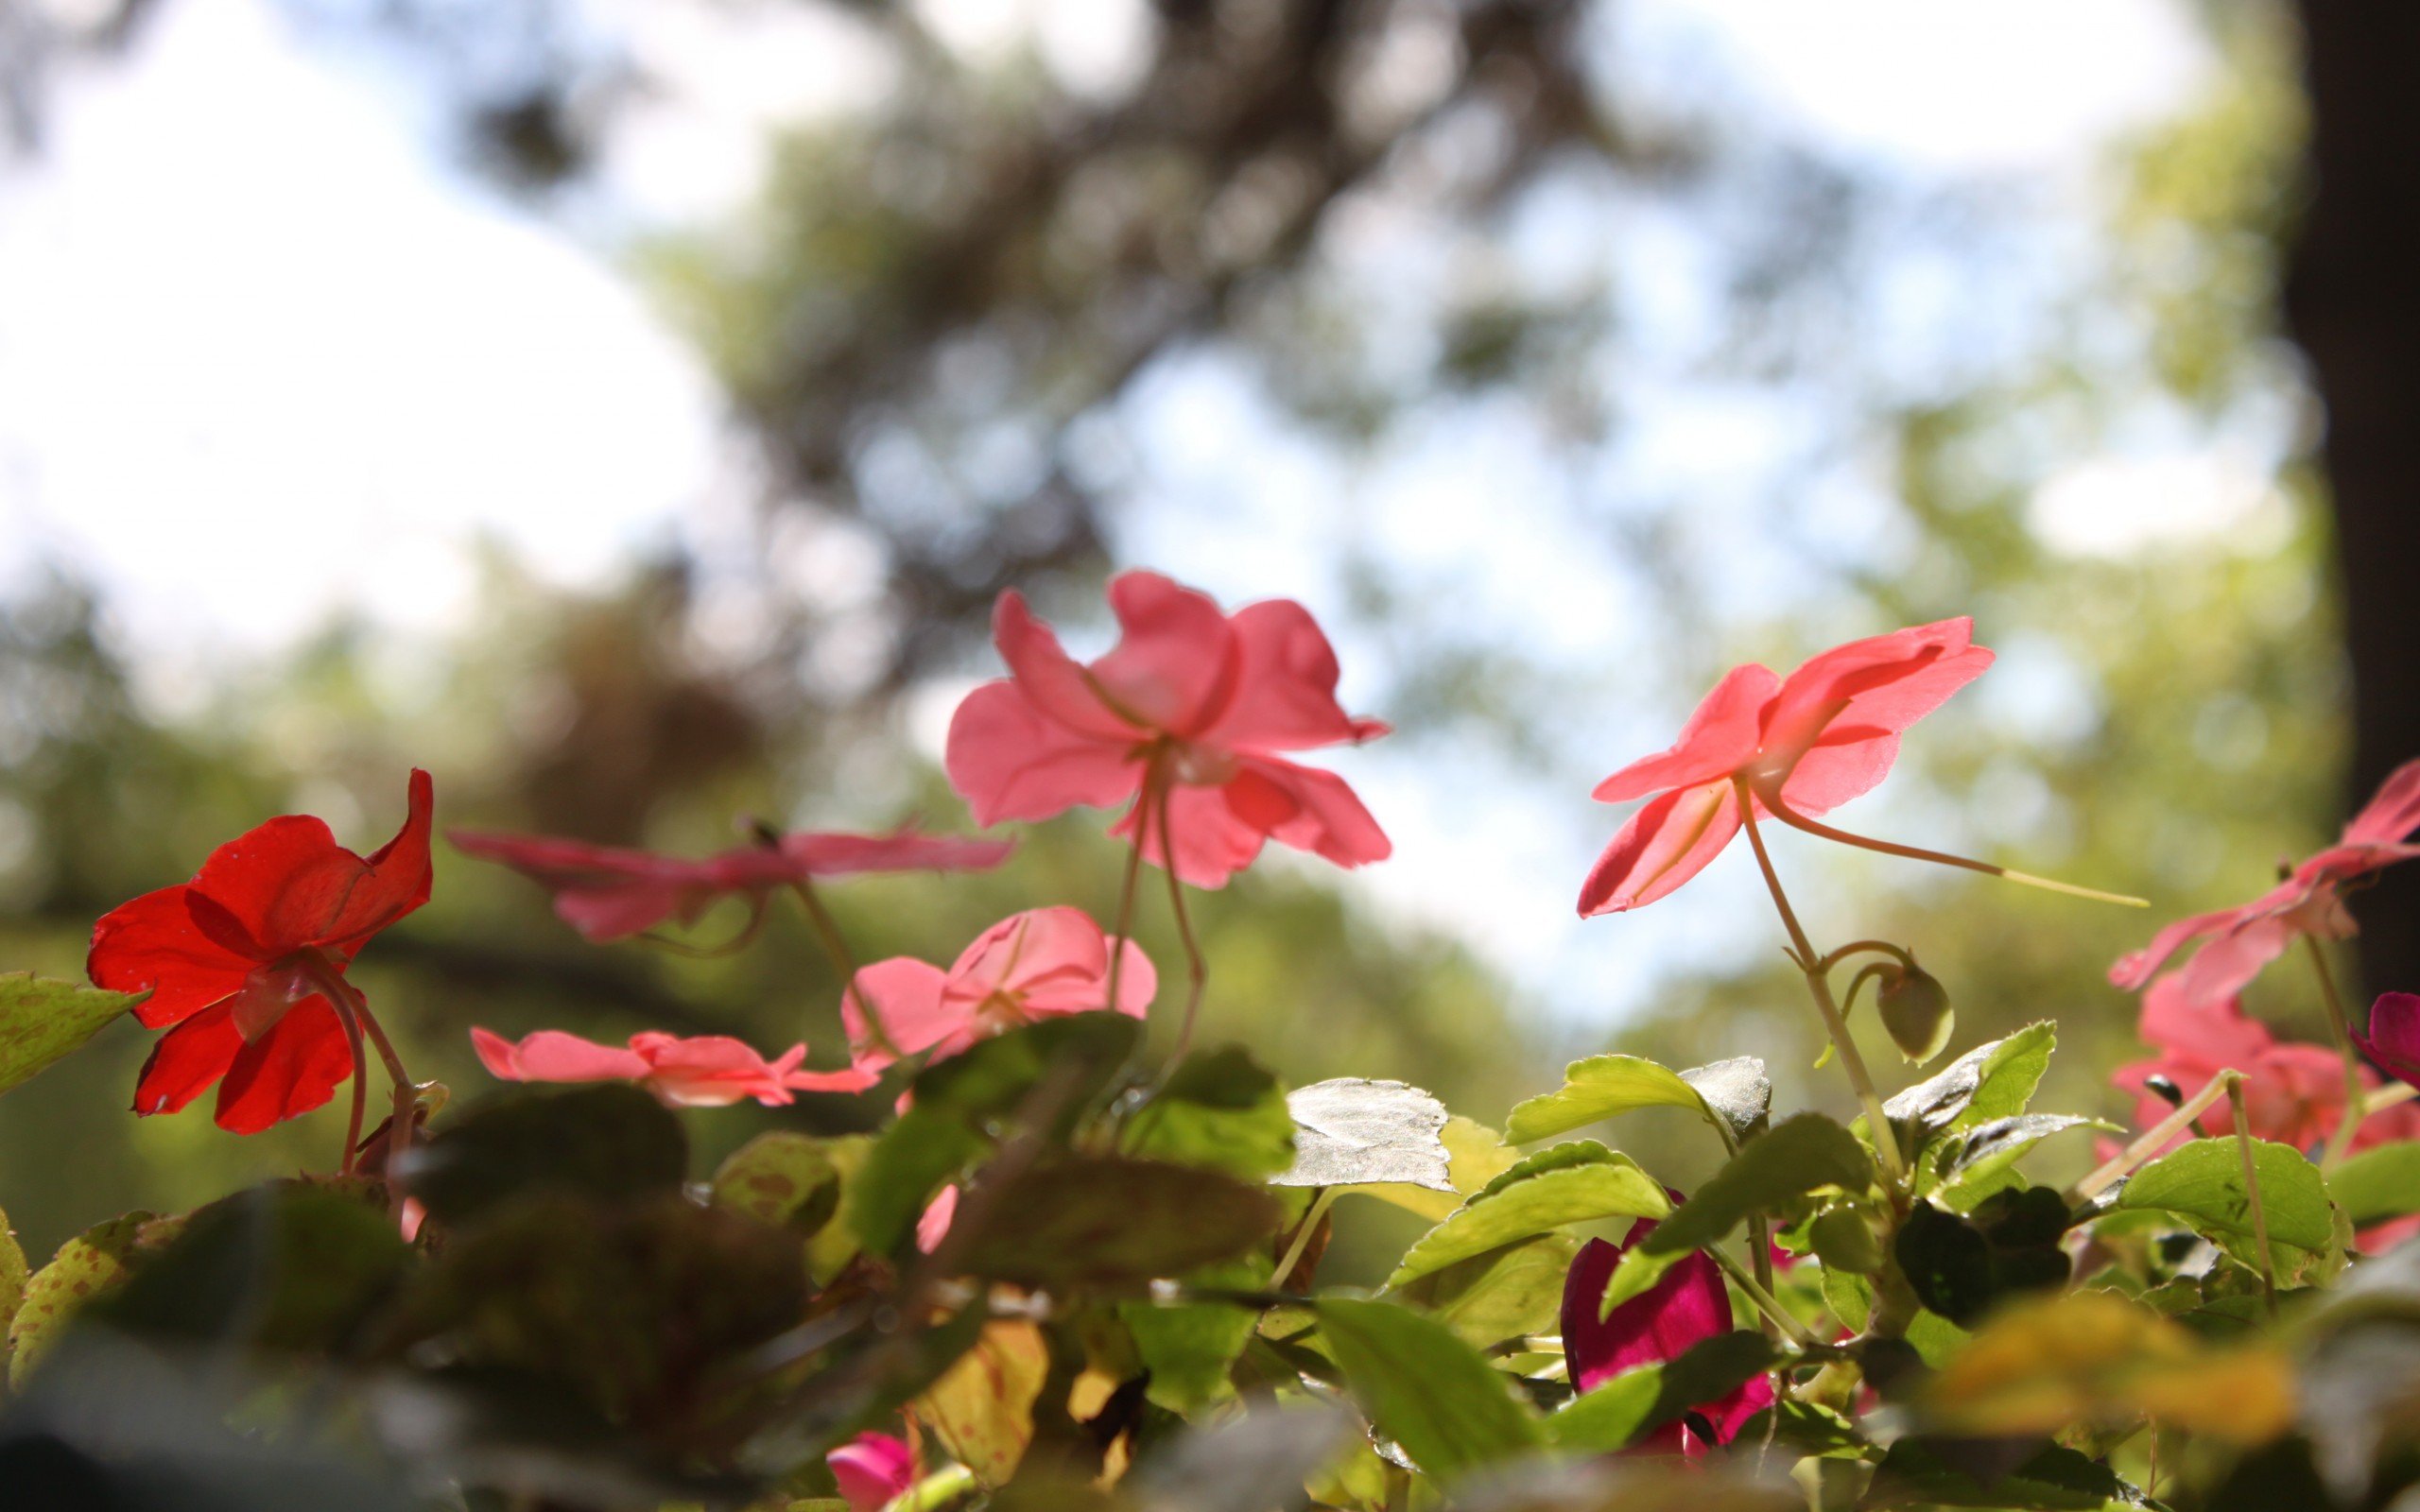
2368;1081;2420;1117
2227;1076;2279;1319
1761;795;2148;907
2303;937;2370;1171
2068;1070;2238;1203
1101;757;1164;1030
301;956;418;1206
1812;939;1917;975
1155;778;1208;1067
333;1001;369;1177
1271;1187;1338;1290
1737;783;1906;1188
791;878;899;1060
1711;1246;1819;1348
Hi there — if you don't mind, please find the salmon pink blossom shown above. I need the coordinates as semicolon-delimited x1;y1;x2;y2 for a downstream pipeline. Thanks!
1561;1210;1772;1455
1581;620;1994;915
943;571;1390;887
89;770;434;1133
841;906;1153;1070
448;825;1013;943
471;1027;877;1106
2111;760;2420;1007
828;1433;915;1512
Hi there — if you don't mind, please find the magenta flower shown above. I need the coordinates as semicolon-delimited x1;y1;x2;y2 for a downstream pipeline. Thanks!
1560;1213;1773;1455
449;826;1013;943
2357;991;2420;1090
1581;620;1994;914
2111;760;2420;1008
827;1432;915;1512
470;1027;876;1106
841;906;1154;1070
943;571;1390;888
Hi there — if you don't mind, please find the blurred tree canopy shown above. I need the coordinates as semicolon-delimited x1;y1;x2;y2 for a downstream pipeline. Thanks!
1;0;2401;1267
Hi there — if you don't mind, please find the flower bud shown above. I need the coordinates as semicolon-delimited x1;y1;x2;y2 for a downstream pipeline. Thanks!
1877;959;1954;1064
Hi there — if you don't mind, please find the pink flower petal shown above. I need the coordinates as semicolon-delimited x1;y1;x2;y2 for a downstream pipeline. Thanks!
474;1027;654;1084
828;1433;917;1512
1201;598;1390;752
844;957;957;1068
1579;780;1744;917
1087;571;1241;735
2342;758;2420;847
943;679;1145;828
992;589;1139;739
1592;663;1779;803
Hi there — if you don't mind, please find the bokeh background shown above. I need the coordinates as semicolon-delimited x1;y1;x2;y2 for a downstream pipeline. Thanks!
3;0;2415;1270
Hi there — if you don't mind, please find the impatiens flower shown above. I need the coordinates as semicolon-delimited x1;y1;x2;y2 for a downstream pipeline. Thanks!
89;770;434;1133
827;1432;915;1512
448;825;1014;943
2112;759;2420;1008
1581;620;1993;915
2110;974;2420;1157
1560;1210;1773;1455
2356;990;2420;1090
471;1027;877;1106
944;571;1390;888
842;906;1154;1069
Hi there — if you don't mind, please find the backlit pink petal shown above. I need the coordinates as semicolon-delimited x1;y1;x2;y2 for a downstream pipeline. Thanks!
786;1065;883;1094
2138;974;2273;1065
1202;599;1390;751
843;957;957;1068
2173;913;2303;1012
631;1032;798;1106
2358;991;2420;1087
1088;571;1241;735
1774;729;1902;815
943;679;1145;828
776;829;1017;877
1579;781;1744;917
473;1027;654;1084
1592;664;1780;803
951;906;1156;1018
2109;901;2259;992
829;1433;916;1512
1759;619;1990;771
2342;759;2420;847
549;883;701;942
992;590;1138;739
916;1186;960;1254
1112;782;1271;888
1236;756;1393;872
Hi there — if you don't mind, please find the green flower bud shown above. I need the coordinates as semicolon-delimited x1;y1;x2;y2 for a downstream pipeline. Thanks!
1877;959;1954;1064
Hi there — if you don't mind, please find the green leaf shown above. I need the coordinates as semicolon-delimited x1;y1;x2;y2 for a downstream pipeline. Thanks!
1939;1115;2110;1210
1408;1232;1581;1352
1123;1047;1296;1180
1867;1438;2151;1510
1120;1252;1272;1411
1505;1055;1769;1145
1388;1142;1668;1287
962;1155;1281;1287
848;1107;985;1256
1546;1331;1778;1453
912;1013;1142;1127
1276;1078;1454;1192
0;973;141;1097
9;1211;155;1387
1360;1116;1522;1222
396;1083;687;1224
1600;1114;1875;1313
2326;1142;2420;1228
2114;1137;2336;1263
0;1202;24;1361
712;1132;844;1237
95;1182;407;1352
1315;1298;1543;1486
1893;1192;2072;1329
1881;1022;2056;1143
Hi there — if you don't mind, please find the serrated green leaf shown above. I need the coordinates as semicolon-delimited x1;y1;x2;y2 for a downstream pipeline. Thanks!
1409;1231;1580;1352
1505;1055;1768;1146
1389;1142;1668;1287
1124;1047;1296;1180
2114;1137;2335;1261
0;972;141;1097
1315;1298;1542;1486
1599;1114;1875;1314
2327;1142;2420;1228
1546;1331;1777;1452
9;1211;155;1387
1880;1023;2057;1142
1277;1078;1454;1192
1361;1117;1520;1222
1939;1115;2110;1210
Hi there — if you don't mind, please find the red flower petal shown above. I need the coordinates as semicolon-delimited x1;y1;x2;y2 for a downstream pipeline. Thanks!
1592;663;1778;803
132;1000;244;1116
89;885;255;1028
213;996;352;1134
1579;780;1744;917
2357;991;2420;1089
180;770;435;958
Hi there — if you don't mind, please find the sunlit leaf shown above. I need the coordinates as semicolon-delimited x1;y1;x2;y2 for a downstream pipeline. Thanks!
1316;1297;1543;1485
711;1132;844;1238
1408;1231;1581;1352
1881;1022;2056;1143
1124;1047;1296;1180
0;973;141;1098
1362;1116;1521;1221
8;1211;155;1388
1504;1054;1768;1145
1121;1252;1272;1411
2326;1142;2420;1228
1276;1078;1454;1192
2113;1136;2336;1272
917;1319;1047;1486
1389;1142;1668;1287
848;1107;985;1257
1938;1114;2111;1210
0;1201;24;1364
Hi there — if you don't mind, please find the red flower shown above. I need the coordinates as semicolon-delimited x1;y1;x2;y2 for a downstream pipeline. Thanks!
448;825;1014;943
2357;990;2420;1091
87;771;434;1133
1581;620;1994;914
2111;760;2420;1007
943;571;1390;887
471;1027;876;1106
841;906;1153;1069
827;1433;916;1512
2110;974;2420;1156
1560;1209;1772;1455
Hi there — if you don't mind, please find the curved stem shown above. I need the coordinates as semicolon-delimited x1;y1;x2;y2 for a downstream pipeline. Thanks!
1760;794;2147;907
1737;783;1906;1187
333;1000;369;1177
300;957;418;1206
2068;1070;2238;1203
1710;1246;1819;1348
1102;751;1167;1031
1271;1187;1337;1291
1813;939;1917;975
2227;1077;2279;1320
2304;938;2370;1171
1156;778;1208;1067
2367;1081;2420;1117
792;878;898;1059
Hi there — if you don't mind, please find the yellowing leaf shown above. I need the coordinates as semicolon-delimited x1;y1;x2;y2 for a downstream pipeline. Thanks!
917;1319;1048;1486
1362;1117;1520;1222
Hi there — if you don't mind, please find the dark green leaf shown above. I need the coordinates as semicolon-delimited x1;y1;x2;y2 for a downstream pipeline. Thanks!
1809;1206;1886;1275
1277;1078;1454;1191
1390;1142;1668;1286
966;1155;1281;1286
848;1107;985;1256
1867;1437;2152;1510
95;1182;407;1352
1121;1253;1273;1411
1124;1047;1296;1180
1546;1331;1778;1452
1895;1193;2073;1328
1316;1298;1543;1485
396;1083;687;1224
2326;1142;2420;1228
711;1132;844;1237
0;973;141;1098
911;1012;1142;1126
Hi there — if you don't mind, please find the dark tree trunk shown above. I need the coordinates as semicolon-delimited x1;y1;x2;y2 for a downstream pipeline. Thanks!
2283;2;2420;1000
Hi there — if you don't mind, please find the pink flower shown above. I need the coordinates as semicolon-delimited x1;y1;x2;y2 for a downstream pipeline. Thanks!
827;1432;915;1512
2357;990;2420;1090
448;826;1014;943
842;906;1154;1069
1560;1208;1773;1455
943;571;1390;888
916;1185;959;1253
1580;620;1993;915
2110;975;2420;1156
470;1027;876;1106
2111;760;2420;1007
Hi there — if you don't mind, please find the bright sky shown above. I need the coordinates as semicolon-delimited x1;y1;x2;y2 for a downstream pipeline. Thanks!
0;0;2234;1019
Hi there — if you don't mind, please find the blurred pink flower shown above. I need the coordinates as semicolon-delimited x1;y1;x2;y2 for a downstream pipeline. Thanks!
1581;620;1993;915
828;1432;915;1512
2111;760;2420;1007
1560;1206;1772;1455
448;825;1013;943
843;906;1153;1070
470;1027;876;1106
943;571;1390;887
